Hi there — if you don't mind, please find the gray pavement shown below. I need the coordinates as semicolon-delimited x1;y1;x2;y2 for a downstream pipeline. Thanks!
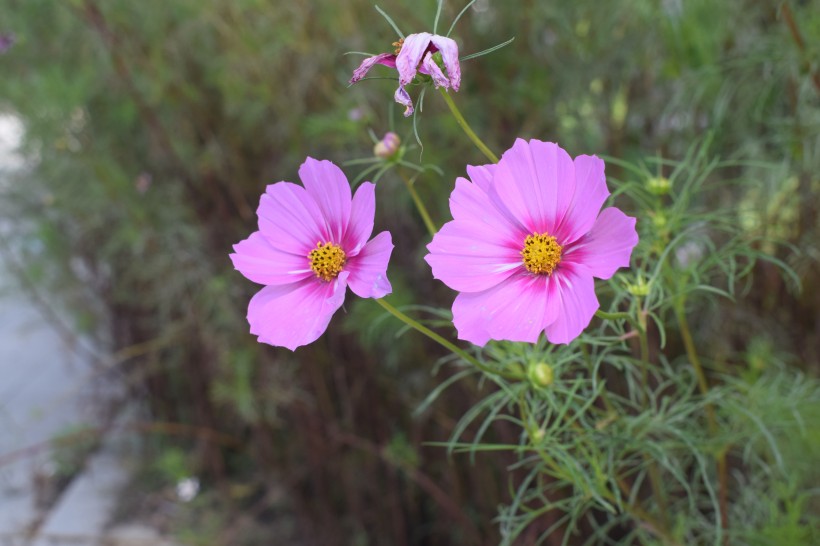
0;114;177;546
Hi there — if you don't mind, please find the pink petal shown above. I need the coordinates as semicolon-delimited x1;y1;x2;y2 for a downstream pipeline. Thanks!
465;163;496;192
298;158;352;243
543;263;599;344
349;52;397;84
449;175;526;238
563;207;638;279
395;32;432;86
394;86;414;117
230;231;313;286
556;154;610;244
429;35;461;91
426;219;522;292
448;177;524;244
248;272;349;351
346;231;393;299
419;51;449;88
258;182;326;254
451;272;560;346
343;182;375;256
491;139;575;236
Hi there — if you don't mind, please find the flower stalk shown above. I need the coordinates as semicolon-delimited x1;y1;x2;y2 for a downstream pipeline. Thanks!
375;298;522;380
398;170;438;238
674;297;729;540
438;88;499;163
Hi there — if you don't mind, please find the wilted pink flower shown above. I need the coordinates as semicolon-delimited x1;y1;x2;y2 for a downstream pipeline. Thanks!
425;139;638;346
350;32;461;117
231;158;393;350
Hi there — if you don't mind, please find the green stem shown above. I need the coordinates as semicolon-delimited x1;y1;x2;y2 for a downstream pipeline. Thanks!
674;297;729;539
398;171;437;238
630;299;670;529
375;298;522;380
438;88;499;163
594;309;632;322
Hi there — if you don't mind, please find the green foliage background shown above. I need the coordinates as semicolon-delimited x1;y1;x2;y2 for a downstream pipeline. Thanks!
0;0;818;544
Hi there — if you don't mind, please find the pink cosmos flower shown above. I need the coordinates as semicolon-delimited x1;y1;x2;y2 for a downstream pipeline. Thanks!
230;158;394;350
425;139;639;346
350;32;461;117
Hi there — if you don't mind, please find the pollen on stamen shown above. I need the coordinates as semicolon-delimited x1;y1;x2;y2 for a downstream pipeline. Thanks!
308;242;346;282
521;233;563;275
392;38;404;55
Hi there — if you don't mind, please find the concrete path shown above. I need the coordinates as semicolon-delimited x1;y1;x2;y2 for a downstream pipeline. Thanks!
0;247;100;543
0;114;178;546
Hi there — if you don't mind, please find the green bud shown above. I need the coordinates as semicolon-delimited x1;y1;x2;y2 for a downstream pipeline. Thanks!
651;212;667;230
647;176;672;195
625;276;650;297
528;362;554;389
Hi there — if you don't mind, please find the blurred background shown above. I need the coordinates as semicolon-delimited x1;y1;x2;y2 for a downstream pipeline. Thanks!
0;0;818;544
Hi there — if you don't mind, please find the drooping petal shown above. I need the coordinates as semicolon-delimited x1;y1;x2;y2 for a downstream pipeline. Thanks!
465;163;496;192
349;52;397;84
555;154;610;244
247;272;349;351
298;158;352;243
429;35;461;91
419;51;449;88
258;182;326;254
343;182;375;256
426;219;522;292
347;231;393;299
563;207;638;279
491;139;575;235
230;231;313;286
394;86;414;117
395;32;432;86
451;272;560;346
543;263;598;345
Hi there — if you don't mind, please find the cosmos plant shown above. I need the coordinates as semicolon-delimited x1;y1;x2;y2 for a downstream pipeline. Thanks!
228;2;816;545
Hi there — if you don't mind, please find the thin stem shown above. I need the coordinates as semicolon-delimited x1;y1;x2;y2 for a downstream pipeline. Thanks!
632;299;670;529
611;480;684;546
594;309;632;322
781;1;820;93
375;298;522;380
398;170;438;238
438;88;499;163
674;298;729;540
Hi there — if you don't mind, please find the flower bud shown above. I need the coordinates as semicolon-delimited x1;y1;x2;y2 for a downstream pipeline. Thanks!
651;212;667;230
647;176;672;195
374;132;401;159
625;276;650;297
528;362;554;389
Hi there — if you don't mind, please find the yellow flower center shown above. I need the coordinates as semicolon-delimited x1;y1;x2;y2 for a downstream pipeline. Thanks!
392;38;404;55
308;242;346;282
521;233;563;275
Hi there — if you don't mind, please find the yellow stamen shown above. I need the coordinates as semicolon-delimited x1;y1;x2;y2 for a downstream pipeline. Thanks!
521;233;563;275
392;38;404;55
308;242;346;282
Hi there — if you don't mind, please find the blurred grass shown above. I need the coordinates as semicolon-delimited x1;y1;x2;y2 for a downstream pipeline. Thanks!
0;0;818;544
